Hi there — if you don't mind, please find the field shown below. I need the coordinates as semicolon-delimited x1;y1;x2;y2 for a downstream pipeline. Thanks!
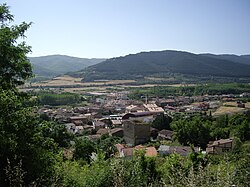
21;75;197;94
20;75;136;93
30;75;136;87
213;102;250;116
121;83;196;88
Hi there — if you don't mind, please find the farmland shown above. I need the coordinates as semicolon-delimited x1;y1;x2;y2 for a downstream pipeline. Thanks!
21;75;197;94
212;101;250;116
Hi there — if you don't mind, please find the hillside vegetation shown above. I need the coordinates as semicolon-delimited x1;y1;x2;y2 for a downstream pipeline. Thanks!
29;55;105;78
201;53;250;65
73;50;250;82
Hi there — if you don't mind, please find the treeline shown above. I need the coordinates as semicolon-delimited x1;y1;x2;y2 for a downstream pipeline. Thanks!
150;112;250;151
129;83;250;99
36;92;83;106
171;112;250;149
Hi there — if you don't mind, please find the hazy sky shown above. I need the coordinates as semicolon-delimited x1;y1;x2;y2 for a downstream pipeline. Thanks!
5;0;250;58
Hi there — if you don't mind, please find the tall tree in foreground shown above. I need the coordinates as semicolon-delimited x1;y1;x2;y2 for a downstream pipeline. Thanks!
0;4;60;186
0;3;32;90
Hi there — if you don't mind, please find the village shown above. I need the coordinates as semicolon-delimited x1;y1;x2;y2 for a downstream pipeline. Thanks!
37;90;250;158
2;1;250;186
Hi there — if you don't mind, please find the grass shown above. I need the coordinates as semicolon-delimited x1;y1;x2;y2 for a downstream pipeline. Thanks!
245;102;250;108
31;75;136;87
213;106;247;116
22;75;200;94
223;102;238;107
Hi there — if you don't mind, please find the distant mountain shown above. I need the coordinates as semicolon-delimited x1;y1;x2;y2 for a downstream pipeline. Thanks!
73;50;250;82
200;54;250;65
29;55;105;78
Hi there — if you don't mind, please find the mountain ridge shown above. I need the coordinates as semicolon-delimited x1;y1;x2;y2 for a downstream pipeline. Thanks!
70;50;250;82
29;55;105;78
200;53;250;65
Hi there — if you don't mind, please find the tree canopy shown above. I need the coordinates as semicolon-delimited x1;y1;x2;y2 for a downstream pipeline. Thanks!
0;3;32;90
0;4;60;186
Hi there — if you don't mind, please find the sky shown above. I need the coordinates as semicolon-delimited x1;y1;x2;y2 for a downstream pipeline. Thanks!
4;0;250;58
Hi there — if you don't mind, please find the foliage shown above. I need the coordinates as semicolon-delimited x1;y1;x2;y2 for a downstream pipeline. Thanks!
39;122;73;148
209;113;250;142
171;115;211;149
37;92;82;106
0;3;33;90
151;113;172;130
74;50;250;82
188;149;208;170
73;138;96;164
30;55;105;78
129;83;250;98
210;115;230;140
96;134;123;159
170;112;250;151
54;149;250;187
229;114;250;141
0;89;60;186
56;155;113;187
0;4;62;186
111;152;161;187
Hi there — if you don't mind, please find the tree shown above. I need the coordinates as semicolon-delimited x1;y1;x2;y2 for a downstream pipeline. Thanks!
171;116;211;149
39;121;73;148
96;134;123;159
151;113;172;130
73;138;96;164
0;4;61;186
210;115;230;140
232;119;250;141
0;3;32;90
0;89;60;186
228;114;250;141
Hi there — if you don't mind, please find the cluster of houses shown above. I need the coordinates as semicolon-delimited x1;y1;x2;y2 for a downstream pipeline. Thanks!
113;137;235;158
37;91;243;158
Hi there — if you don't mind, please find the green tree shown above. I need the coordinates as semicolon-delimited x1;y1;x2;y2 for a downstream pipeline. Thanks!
0;4;33;90
171;116;211;149
151;113;172;130
232;119;250;141
0;89;60;186
39;122;73;148
210;115;230;140
228;114;250;141
0;4;61;186
96;134;123;159
73;138;96;164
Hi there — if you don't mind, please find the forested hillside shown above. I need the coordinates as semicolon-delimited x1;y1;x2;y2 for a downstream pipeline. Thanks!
200;54;250;65
30;55;105;78
74;50;250;81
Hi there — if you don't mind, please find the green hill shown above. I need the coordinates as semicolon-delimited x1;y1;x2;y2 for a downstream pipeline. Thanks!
29;55;105;78
200;54;250;66
73;50;250;82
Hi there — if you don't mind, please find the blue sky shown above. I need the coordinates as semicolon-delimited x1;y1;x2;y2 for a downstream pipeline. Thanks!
5;0;250;58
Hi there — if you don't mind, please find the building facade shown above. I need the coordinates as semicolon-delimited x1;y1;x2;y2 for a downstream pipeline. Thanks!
123;120;150;146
